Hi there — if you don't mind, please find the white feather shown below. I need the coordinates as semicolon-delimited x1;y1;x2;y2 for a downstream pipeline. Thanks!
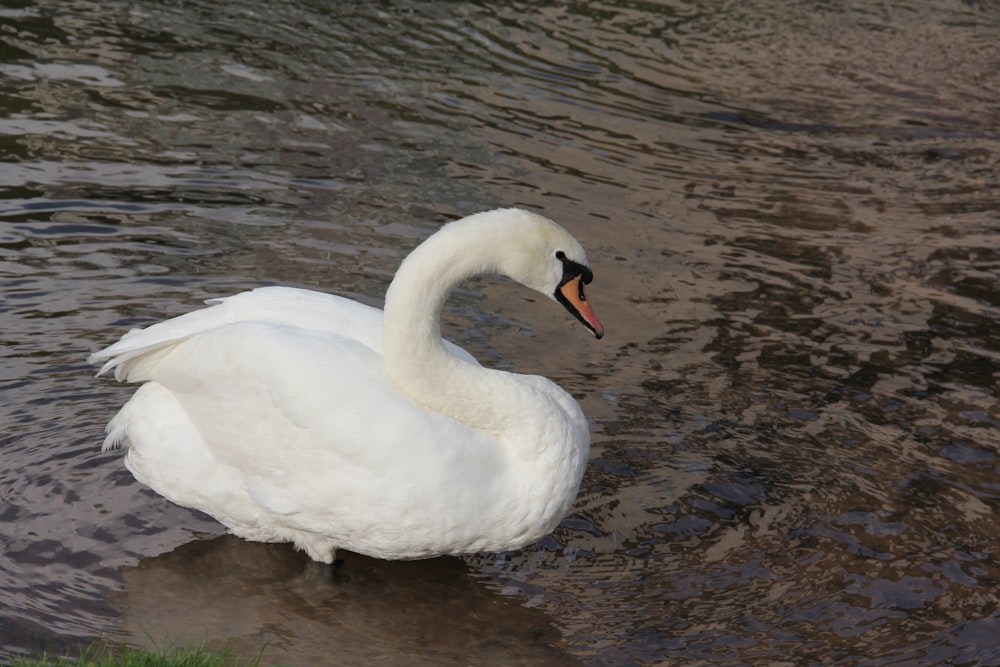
90;208;599;562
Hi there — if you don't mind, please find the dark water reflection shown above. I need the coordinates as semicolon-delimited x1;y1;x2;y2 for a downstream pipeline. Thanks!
114;535;577;666
2;0;999;664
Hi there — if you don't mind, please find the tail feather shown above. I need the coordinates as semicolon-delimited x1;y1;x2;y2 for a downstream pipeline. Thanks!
102;410;129;451
88;295;236;382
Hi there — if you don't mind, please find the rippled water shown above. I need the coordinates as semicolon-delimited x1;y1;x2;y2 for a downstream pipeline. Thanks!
3;0;999;664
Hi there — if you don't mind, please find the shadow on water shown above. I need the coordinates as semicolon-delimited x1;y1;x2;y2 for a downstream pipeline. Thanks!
112;536;578;666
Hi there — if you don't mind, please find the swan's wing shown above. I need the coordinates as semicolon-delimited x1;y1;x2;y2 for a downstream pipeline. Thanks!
89;287;384;381
90;286;478;381
106;318;505;530
93;287;503;554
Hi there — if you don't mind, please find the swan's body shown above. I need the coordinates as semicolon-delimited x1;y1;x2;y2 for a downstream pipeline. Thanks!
90;209;603;562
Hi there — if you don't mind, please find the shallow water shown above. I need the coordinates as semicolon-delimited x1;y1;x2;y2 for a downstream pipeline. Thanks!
2;0;999;664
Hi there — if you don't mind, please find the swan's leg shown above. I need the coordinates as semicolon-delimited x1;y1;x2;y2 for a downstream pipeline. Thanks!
292;534;340;564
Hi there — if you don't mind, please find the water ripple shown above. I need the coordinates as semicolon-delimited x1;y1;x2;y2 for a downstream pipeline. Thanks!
3;0;1000;664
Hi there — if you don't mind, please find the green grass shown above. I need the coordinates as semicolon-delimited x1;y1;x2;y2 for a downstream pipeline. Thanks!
10;642;264;667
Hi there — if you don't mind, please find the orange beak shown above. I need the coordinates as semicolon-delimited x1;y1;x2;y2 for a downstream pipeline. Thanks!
558;274;604;339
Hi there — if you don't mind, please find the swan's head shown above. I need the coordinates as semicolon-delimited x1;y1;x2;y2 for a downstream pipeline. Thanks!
466;209;605;339
551;248;604;339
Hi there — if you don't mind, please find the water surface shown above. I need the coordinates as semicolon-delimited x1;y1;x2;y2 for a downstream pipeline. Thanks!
2;0;999;664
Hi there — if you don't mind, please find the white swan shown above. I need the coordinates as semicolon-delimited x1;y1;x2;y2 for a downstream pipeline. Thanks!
90;208;604;562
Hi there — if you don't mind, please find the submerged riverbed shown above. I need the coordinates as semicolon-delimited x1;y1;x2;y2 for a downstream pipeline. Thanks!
2;0;999;664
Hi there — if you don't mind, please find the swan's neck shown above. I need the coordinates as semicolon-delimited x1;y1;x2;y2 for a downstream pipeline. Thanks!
382;219;540;442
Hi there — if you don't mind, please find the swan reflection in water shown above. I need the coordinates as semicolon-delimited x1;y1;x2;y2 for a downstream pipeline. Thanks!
112;534;579;666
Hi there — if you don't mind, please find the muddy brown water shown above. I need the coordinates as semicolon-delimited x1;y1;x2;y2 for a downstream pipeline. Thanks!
2;1;999;664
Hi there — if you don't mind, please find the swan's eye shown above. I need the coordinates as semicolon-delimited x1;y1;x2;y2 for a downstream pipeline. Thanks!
556;251;593;288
